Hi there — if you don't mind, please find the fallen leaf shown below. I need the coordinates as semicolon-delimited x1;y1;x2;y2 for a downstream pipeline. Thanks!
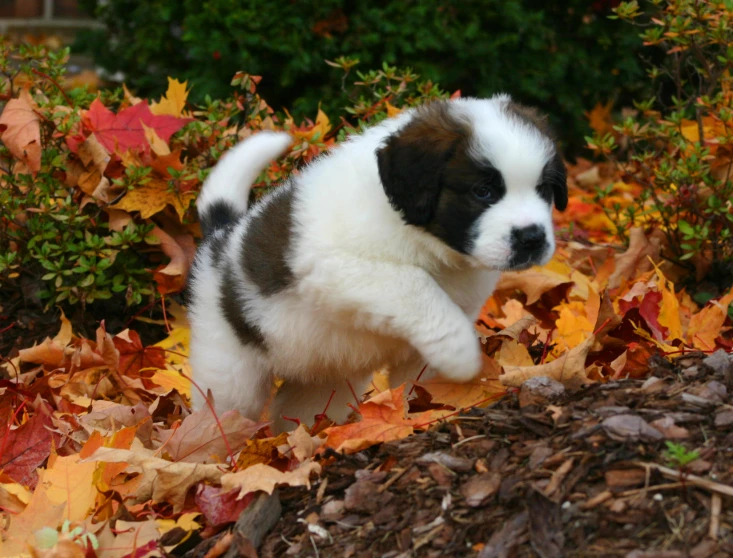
686;290;733;350
419;354;505;414
1;487;65;557
220;461;321;500
0;89;41;175
608;228;661;289
165;406;263;464
84;98;192;155
497;268;573;306
110;178;196;220
500;335;596;388
113;329;166;376
324;385;431;453
285;424;325;463
37;452;97;521
82;445;224;512
0;403;56;488
195;484;255;527
150;78;191;118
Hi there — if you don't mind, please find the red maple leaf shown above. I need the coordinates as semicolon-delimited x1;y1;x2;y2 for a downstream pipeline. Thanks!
83;99;193;154
0;403;58;489
113;329;166;376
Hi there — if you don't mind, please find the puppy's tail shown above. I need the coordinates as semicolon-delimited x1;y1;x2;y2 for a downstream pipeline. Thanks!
197;131;293;237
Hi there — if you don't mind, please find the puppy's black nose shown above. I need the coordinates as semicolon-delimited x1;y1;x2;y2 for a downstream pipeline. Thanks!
511;225;546;251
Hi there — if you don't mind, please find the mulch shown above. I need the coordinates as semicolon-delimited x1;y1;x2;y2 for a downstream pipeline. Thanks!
246;350;733;558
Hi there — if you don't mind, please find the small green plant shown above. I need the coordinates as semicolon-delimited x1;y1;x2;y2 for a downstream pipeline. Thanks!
662;441;700;469
35;519;99;551
589;0;733;290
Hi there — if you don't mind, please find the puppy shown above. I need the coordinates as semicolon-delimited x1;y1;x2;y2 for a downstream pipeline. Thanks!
188;95;567;432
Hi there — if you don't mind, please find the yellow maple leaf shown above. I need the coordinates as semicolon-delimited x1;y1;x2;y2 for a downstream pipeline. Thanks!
150;77;191;118
110;179;195;220
37;453;97;522
151;368;191;398
553;301;595;354
655;266;683;341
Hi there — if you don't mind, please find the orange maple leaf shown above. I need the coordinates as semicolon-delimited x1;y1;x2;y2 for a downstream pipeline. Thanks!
686;289;733;350
419;354;506;415
323;385;430;453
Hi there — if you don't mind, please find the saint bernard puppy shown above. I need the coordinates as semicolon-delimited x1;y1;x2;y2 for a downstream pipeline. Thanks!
188;95;567;432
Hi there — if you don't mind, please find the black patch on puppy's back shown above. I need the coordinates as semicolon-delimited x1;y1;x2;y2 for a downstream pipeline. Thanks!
220;264;266;348
199;200;239;238
240;186;296;296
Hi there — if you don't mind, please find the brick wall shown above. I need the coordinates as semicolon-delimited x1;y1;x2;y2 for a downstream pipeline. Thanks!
0;0;91;22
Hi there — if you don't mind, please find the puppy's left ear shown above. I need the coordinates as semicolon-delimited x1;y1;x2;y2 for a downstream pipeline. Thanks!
377;104;465;226
547;151;568;212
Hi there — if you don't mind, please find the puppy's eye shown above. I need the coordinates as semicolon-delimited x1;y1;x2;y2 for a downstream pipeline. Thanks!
473;183;497;202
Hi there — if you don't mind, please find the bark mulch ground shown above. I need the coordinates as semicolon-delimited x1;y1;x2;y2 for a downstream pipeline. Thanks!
189;350;733;558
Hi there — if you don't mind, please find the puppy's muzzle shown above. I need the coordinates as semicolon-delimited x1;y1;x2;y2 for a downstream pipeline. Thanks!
509;225;548;269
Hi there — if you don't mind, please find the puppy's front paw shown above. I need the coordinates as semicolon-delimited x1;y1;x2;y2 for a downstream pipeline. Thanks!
423;323;482;382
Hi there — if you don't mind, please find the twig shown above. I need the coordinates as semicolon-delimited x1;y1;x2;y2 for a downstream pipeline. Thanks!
30;68;72;106
631;461;733;497
452;434;486;449
709;493;722;540
378;467;407;494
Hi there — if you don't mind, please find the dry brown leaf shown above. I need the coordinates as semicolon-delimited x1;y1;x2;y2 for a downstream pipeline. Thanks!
0;89;41;175
497;268;573;305
149;225;194;280
82;446;224;512
165;406;264;464
500;335;596;388
284;424;325;463
608;228;661;289
220;461;321;500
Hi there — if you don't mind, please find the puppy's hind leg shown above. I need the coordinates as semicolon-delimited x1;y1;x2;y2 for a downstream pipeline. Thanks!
269;376;371;434
190;342;272;423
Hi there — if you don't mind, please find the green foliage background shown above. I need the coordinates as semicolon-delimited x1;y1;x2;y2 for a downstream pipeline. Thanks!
75;0;645;154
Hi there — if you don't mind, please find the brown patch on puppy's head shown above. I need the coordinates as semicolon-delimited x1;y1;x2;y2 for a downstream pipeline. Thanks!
506;101;568;211
376;102;470;226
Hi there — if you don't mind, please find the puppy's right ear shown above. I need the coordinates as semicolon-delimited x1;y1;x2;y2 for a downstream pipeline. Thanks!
376;103;466;226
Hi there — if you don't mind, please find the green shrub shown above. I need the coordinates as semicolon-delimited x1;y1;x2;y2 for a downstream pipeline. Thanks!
75;0;646;154
589;0;733;290
0;42;444;321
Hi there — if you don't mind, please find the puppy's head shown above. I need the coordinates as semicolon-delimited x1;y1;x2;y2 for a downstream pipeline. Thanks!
376;95;567;271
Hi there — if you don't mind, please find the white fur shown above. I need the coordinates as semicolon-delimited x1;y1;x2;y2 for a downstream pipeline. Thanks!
189;95;557;432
